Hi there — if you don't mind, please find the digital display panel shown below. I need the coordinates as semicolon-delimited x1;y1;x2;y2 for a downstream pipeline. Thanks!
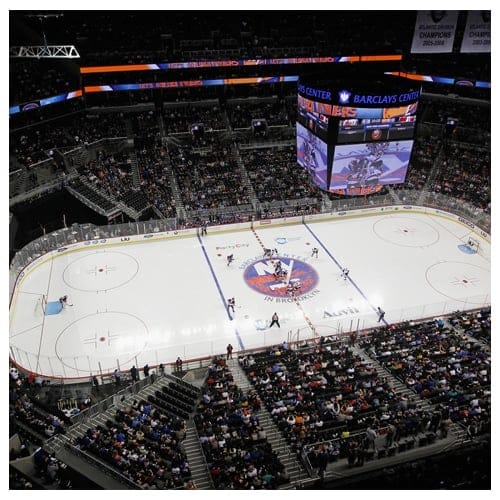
296;122;328;189
330;140;413;191
80;54;403;74
337;103;418;144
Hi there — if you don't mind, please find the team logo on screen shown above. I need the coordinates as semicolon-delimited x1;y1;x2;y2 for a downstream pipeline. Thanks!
339;90;351;104
243;257;318;298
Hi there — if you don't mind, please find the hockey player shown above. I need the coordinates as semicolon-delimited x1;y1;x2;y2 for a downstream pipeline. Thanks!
311;247;319;258
227;254;234;266
263;248;272;258
342;268;350;280
228;297;236;313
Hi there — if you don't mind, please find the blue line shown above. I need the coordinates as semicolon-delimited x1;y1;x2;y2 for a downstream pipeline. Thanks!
234;328;244;351
197;235;245;349
303;221;388;326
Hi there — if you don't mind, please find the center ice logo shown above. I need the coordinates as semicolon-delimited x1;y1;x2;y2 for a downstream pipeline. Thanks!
243;257;318;298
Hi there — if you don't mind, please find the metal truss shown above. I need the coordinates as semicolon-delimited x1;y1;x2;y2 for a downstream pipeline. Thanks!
10;45;80;59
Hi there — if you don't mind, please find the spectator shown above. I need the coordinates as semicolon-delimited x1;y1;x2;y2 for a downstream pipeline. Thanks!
175;357;183;373
113;369;121;386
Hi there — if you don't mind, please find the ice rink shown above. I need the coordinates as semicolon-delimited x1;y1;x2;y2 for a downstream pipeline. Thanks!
9;210;491;380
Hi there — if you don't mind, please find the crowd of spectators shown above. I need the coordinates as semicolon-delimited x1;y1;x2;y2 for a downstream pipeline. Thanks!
75;399;191;489
10;60;80;105
10;111;127;171
227;98;291;129
9;366;71;442
169;143;251;211
163;104;226;135
398;134;443;191
136;145;177;218
451;308;490;345
239;338;442;455
241;145;321;202
131;110;161;147
195;356;289;489
9;468;38;490
81;150;134;200
420;98;490;143
10;446;85;489
360;316;491;438
67;112;127;145
10;125;73;169
430;142;490;213
10;84;491;220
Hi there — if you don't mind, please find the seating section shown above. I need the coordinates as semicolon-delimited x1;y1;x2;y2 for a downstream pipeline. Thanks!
76;399;191;489
136;146;177;218
227;99;291;128
169;144;251;210
163;104;226;134
195;357;289;489
241;145;321;202
69;178;117;212
359;317;491;437
430;142;490;212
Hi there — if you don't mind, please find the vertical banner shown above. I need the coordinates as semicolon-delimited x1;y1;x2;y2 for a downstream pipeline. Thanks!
411;11;459;53
460;11;491;53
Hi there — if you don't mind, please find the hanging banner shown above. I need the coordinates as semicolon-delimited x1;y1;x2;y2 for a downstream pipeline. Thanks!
411;11;458;53
460;11;491;53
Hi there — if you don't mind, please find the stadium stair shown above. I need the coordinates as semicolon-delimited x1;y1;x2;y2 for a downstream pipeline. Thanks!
43;373;203;490
229;359;308;488
230;144;259;208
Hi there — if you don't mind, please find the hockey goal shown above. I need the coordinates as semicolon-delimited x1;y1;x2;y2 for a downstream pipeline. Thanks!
35;294;47;315
467;237;480;254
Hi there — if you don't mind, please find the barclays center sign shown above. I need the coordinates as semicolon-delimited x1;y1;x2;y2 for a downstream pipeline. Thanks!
298;82;420;107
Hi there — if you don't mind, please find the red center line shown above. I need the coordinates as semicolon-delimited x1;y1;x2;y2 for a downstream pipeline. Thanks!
251;228;315;335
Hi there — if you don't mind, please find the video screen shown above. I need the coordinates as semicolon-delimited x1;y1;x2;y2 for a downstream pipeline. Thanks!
297;99;329;141
330;140;413;191
296;122;329;189
337;103;418;144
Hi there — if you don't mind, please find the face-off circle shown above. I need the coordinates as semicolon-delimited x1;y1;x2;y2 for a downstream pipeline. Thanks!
243;257;318;298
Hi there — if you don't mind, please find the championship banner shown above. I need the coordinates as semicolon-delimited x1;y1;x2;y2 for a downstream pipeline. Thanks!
460;11;491;53
411;11;458;53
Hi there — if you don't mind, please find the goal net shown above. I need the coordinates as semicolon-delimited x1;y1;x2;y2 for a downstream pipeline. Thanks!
467;237;480;254
35;294;47;315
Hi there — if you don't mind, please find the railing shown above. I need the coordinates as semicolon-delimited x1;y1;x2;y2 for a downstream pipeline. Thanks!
300;425;395;474
68;375;156;425
190;422;215;489
66;442;140;489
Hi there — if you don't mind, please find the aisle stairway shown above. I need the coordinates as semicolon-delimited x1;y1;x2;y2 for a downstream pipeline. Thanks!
230;144;258;208
229;358;308;488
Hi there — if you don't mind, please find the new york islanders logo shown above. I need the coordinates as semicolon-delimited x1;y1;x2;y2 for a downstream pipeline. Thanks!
243;257;318;298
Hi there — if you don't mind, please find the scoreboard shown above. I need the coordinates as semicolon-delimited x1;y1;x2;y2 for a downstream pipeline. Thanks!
296;75;421;195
